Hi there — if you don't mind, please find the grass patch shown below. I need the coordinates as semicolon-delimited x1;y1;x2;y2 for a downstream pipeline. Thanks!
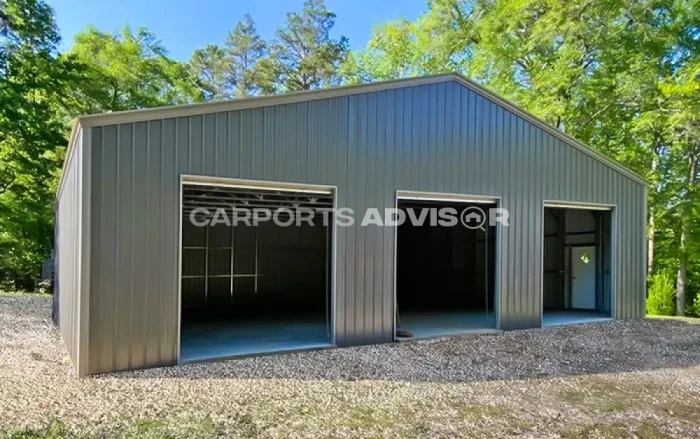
1;416;220;439
295;404;321;418
560;388;633;413
560;422;671;439
230;411;260;437
1;420;69;439
451;402;534;432
344;405;392;429
561;389;586;404
562;377;698;424
661;401;699;422
410;421;432;437
454;403;510;420
131;418;169;437
128;415;218;438
636;422;673;439
560;423;627;439
646;315;700;323
559;379;639;413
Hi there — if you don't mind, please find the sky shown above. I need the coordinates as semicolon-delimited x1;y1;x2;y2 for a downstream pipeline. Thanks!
50;0;428;60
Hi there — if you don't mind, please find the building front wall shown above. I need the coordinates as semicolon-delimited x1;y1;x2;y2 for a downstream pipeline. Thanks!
85;80;646;374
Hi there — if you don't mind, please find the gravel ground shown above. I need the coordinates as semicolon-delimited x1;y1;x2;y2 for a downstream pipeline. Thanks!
1;293;699;438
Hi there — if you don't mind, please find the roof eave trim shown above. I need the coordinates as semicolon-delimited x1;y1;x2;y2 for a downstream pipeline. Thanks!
76;73;457;128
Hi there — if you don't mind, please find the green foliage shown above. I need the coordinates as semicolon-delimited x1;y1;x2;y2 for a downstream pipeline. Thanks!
341;1;472;83
67;26;204;113
2;419;68;438
646;271;676;316
0;415;219;438
0;0;68;290
188;0;348;96
0;1;204;288
268;0;348;91
687;292;700;317
225;15;268;97
190;43;230;100
190;15;268;100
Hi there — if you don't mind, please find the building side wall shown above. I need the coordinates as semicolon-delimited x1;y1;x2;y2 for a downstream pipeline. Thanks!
55;128;83;374
87;80;647;374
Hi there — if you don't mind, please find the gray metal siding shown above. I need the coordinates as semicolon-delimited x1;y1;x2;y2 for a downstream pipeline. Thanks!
89;122;180;373
55;128;83;374
86;80;646;374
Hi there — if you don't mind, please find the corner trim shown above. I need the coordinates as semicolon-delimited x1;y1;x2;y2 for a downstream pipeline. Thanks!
77;126;91;376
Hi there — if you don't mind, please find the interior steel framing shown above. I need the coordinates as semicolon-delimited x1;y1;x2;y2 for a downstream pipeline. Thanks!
177;175;338;363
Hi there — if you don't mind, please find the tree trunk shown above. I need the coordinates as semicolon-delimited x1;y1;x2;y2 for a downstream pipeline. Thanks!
648;212;655;276
676;152;697;316
676;249;686;316
647;154;658;276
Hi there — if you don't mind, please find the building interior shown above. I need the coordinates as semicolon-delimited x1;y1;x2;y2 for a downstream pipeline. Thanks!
395;199;498;339
179;184;333;362
542;207;612;326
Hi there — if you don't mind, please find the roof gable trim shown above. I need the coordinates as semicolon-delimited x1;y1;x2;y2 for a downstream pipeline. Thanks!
77;74;454;127
450;75;647;185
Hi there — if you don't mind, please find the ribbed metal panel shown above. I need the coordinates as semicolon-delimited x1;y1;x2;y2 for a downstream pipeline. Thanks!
85;79;646;373
55;128;83;374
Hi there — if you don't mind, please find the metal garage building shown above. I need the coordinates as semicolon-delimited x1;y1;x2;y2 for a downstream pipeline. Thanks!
55;73;647;376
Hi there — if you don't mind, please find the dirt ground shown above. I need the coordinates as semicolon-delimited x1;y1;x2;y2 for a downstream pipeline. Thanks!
1;293;699;438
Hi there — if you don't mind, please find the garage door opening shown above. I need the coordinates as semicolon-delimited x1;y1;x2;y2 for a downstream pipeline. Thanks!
179;182;334;363
543;206;612;326
395;198;498;339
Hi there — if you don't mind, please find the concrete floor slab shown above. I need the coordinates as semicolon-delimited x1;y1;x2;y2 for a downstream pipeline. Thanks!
542;311;612;327
180;317;331;363
397;311;498;340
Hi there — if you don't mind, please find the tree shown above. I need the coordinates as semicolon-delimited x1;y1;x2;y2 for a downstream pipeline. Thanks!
1;3;206;289
68;26;203;113
622;1;699;315
225;14;267;97
341;0;472;83
0;0;71;289
189;15;268;99
189;1;348;96
659;58;700;315
341;20;423;83
268;0;348;91
190;44;229;100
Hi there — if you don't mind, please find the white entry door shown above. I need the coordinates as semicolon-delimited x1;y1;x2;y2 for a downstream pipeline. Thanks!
571;246;596;310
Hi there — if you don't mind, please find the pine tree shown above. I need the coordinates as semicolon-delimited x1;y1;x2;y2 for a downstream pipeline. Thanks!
225;14;266;97
268;0;348;91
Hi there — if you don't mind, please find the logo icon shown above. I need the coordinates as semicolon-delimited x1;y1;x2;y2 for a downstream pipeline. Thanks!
460;206;486;230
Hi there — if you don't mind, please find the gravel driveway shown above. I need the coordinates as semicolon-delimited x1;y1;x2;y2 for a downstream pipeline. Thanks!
1;293;699;438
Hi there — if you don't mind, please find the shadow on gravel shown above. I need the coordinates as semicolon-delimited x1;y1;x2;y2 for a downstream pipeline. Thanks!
112;318;700;383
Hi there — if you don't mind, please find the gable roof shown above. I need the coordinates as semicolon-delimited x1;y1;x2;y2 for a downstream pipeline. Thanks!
71;73;647;186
